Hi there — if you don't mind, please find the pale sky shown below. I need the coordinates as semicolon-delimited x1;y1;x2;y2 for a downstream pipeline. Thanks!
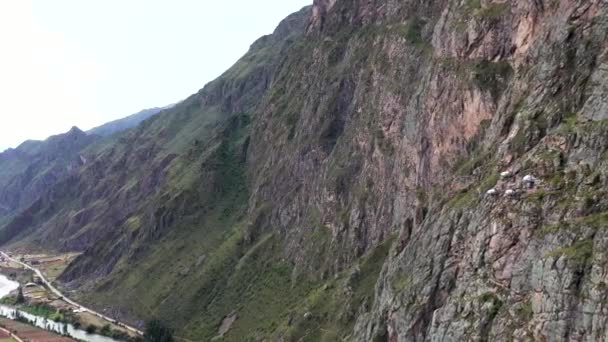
0;0;311;151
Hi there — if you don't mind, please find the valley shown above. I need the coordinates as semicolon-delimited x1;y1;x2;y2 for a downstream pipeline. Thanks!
0;252;139;341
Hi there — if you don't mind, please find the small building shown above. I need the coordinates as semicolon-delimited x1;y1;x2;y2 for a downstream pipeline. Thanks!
486;188;498;196
523;175;537;189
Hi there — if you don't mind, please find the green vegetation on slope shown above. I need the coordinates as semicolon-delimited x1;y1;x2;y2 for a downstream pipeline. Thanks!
276;238;394;341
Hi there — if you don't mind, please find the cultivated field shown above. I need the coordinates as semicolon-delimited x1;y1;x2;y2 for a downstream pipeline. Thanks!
0;317;75;342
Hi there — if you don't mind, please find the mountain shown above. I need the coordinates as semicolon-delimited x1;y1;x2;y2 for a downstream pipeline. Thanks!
0;104;172;233
0;7;314;339
0;127;95;228
1;1;608;341
87;106;172;137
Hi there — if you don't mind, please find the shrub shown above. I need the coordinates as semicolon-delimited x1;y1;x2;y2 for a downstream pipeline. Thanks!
86;324;98;334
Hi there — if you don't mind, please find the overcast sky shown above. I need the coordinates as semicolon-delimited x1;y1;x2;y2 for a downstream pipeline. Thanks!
0;0;311;151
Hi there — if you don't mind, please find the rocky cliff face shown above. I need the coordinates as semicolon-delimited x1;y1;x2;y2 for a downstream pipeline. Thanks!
248;0;608;340
308;0;338;31
1;0;607;341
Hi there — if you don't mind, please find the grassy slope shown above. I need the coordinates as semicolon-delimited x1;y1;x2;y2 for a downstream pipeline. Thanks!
0;141;44;185
0;5;397;341
48;8;316;340
85;118;252;338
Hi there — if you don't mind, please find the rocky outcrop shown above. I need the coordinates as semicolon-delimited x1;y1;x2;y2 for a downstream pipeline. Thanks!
308;0;338;32
354;122;608;340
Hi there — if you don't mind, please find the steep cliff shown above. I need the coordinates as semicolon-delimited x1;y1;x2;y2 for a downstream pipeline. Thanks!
1;0;607;341
250;0;608;340
266;0;607;341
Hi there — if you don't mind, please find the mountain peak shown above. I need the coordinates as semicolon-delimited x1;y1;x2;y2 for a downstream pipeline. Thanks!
68;126;84;135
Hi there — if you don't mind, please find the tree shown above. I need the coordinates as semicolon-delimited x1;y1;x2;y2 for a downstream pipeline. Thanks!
144;319;174;342
16;286;25;304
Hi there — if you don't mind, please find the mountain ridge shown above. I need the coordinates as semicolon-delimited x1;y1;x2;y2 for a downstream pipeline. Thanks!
87;106;173;137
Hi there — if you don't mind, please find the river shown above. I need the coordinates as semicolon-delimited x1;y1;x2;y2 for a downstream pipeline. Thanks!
0;274;123;342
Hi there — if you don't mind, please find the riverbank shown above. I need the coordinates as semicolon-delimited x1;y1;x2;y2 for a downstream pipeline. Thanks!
0;274;76;341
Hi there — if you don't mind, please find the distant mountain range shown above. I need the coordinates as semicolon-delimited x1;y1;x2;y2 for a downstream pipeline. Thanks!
0;105;173;235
